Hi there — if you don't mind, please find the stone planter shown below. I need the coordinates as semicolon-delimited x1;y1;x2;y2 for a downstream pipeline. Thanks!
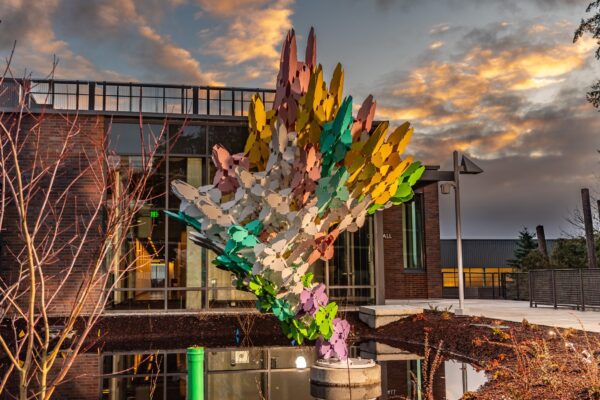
310;358;381;400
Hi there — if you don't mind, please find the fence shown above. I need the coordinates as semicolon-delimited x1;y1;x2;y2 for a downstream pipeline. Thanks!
529;269;600;311
0;79;276;118
443;269;600;310
501;272;529;301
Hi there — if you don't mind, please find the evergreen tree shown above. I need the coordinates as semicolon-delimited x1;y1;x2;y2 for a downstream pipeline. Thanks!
508;228;538;269
521;249;553;270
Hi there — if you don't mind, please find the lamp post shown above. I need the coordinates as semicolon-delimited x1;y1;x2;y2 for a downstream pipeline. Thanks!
441;151;483;315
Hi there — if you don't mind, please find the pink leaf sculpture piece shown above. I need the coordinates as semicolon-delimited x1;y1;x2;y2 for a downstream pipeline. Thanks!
317;318;351;360
300;283;329;316
212;144;249;194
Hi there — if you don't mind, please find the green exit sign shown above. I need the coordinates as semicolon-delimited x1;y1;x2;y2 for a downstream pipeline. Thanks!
150;210;160;218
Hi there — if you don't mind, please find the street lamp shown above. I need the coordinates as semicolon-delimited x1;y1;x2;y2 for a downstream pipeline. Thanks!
440;151;483;315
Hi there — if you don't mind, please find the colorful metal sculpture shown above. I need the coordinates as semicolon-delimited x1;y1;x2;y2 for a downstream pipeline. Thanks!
167;28;424;360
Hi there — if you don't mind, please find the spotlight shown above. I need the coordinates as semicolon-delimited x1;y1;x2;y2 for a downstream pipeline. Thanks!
295;356;307;369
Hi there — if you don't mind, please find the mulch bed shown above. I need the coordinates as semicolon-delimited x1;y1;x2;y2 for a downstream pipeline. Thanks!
360;310;600;400
83;311;368;352
4;309;598;399
85;313;290;352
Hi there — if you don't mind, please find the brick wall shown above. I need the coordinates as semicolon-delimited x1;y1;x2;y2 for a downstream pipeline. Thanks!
50;353;101;399
0;113;106;316
383;182;442;299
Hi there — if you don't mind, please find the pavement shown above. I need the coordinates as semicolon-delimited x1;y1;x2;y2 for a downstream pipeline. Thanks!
383;299;600;332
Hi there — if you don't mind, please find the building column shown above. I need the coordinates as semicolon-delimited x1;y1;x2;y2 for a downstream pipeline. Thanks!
374;211;386;305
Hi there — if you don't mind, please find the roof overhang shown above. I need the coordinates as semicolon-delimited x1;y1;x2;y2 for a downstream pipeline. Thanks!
413;165;453;189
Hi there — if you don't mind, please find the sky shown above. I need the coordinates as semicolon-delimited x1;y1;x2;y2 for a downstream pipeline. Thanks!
1;0;599;238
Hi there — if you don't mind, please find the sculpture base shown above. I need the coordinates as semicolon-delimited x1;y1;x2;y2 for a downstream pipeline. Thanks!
310;358;381;400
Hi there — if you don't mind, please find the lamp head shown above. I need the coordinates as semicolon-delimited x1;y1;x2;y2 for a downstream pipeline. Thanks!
460;155;483;175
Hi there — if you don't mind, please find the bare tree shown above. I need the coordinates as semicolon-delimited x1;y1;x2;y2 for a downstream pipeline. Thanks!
575;1;600;108
0;61;168;398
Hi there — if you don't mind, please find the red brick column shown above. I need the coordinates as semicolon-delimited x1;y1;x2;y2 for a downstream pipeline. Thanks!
51;353;101;399
423;183;442;298
0;113;106;316
383;182;442;299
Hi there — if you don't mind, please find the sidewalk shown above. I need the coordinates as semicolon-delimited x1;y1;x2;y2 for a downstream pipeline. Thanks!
382;299;600;332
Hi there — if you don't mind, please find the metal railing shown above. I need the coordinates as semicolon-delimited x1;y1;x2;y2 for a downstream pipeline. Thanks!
0;79;276;117
529;269;600;311
500;272;529;301
443;269;600;309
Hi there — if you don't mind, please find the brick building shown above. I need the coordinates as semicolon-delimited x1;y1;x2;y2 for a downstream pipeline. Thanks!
0;79;450;315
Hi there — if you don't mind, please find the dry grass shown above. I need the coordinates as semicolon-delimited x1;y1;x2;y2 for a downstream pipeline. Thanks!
480;326;600;399
404;332;444;400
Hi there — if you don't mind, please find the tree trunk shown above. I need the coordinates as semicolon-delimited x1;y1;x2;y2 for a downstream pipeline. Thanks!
582;188;597;268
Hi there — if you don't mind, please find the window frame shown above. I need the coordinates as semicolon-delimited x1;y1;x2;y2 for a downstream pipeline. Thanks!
402;192;426;271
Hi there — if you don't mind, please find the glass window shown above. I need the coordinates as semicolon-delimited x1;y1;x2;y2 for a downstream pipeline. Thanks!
115;206;166;305
403;193;425;270
166;352;187;373
166;218;206;310
207;124;248;155
167;156;204;208
207;250;256;309
109;156;167;311
271;370;312;399
269;347;315;369
101;348;345;400
108;122;167;155
207;349;266;371
165;375;186;400
102;377;167;400
165;156;206;310
170;125;207;156
106;119;379;311
101;353;169;400
207;372;267;399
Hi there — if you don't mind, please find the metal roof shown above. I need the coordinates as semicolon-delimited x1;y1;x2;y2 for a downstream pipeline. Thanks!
441;239;557;268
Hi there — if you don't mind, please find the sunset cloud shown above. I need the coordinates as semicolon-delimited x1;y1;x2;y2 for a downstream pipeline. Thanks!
1;0;221;84
195;0;271;17
375;22;596;161
0;0;127;79
429;41;445;50
528;23;547;33
430;24;451;35
137;24;222;85
365;17;600;237
62;0;223;84
199;0;294;81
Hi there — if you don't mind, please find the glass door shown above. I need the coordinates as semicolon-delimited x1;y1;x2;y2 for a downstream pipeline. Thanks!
327;216;375;305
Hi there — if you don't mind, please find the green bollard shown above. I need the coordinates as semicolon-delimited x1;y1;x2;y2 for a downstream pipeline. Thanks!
187;347;205;400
